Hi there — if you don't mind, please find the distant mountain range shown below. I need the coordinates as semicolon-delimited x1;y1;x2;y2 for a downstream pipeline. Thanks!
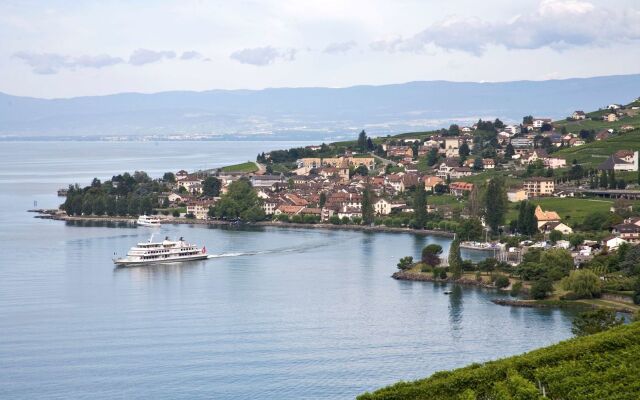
1;74;639;140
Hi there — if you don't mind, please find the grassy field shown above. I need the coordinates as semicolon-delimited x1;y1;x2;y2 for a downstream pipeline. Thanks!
506;197;614;224
553;129;640;168
554;113;640;134
221;161;259;173
358;322;640;400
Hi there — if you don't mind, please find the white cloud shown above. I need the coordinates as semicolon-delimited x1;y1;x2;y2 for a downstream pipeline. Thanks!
372;0;640;55
230;46;297;66
323;41;357;54
180;51;203;60
128;49;176;66
13;52;124;74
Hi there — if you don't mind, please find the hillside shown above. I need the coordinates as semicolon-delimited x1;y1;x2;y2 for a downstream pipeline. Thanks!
554;129;640;167
358;322;640;400
2;74;640;139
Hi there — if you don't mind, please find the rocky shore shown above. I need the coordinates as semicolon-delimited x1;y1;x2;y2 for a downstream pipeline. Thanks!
34;211;456;237
391;270;497;289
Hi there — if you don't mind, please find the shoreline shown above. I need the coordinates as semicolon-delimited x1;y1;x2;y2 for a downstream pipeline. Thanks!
33;211;456;237
392;270;498;289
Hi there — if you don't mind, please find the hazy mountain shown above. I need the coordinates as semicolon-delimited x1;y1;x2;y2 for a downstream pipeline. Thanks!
1;74;639;140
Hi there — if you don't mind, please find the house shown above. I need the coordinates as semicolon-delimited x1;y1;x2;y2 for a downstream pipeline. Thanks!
385;174;405;193
504;125;521;135
603;236;627;250
374;198;392;215
422;176;443;192
511;138;534;149
523;177;555;197
179;176;203;195
598;150;639;172
534;206;561;229
262;197;278;215
186;199;215;220
595;129;612;141
337;206;362;220
569;138;586;147
544;157;567;169
461;126;473;134
571;111;586;120
443;138;460;157
250;174;285;188
482;159;496;169
523;149;549;164
348;157;375;170
387;146;413;158
612;223;640;244
449;182;474;197
607;104;621;110
436;159;460;179
605;113;618;122
449;167;473;179
540;221;573;235
507;188;528;202
532;118;552;129
175;170;189;181
275;205;305;216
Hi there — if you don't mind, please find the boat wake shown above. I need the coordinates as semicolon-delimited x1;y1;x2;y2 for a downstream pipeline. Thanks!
207;242;327;259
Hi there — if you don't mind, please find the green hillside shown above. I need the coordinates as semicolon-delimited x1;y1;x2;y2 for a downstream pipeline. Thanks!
358;322;640;400
554;129;640;167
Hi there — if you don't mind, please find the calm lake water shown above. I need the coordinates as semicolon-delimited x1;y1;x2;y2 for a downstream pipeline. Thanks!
0;141;575;399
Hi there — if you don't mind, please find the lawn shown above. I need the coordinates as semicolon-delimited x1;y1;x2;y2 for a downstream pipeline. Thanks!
220;161;259;173
553;129;640;168
506;197;614;224
553;113;640;134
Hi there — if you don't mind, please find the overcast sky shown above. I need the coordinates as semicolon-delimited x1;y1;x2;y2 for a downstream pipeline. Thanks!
1;0;639;98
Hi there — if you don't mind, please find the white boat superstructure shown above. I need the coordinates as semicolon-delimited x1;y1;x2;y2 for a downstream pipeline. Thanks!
137;215;161;227
114;236;208;266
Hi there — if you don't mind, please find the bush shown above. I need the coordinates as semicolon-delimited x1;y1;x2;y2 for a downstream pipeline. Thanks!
329;215;341;225
291;214;303;223
341;216;350;224
560;270;602;299
420;264;431;273
397;256;414;271
530;278;554;300
439;268;447;280
494;275;510;289
571;309;624;336
185;212;195;219
510;281;523;297
172;210;180;217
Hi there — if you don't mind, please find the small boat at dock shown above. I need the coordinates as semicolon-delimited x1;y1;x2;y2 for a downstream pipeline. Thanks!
137;215;161;227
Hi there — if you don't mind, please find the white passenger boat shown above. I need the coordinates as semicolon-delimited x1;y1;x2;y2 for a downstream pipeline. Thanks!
114;236;208;266
459;241;500;251
136;215;161;227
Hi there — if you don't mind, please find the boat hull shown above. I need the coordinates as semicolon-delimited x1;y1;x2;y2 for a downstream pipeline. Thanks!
114;254;208;266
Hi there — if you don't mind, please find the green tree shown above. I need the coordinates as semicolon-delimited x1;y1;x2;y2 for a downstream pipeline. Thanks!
448;239;463;279
561;270;602;298
93;196;106;216
354;165;369;176
540;248;574;280
484;178;507;234
357;130;368;152
413;182;428;229
202;176;222;197
600;170;608;188
82;196;93;215
571;309;623;337
106;195;117;216
458;142;470;157
319;192;327;208
361;186;375;225
140;196;153;215
214;178;264;222
530;278;554;299
549;229;563;244
128;196;140;216
426;148;438;166
422;244;443;267
457;217;483;241
504;143;515;159
162;172;176;183
397;256;414;270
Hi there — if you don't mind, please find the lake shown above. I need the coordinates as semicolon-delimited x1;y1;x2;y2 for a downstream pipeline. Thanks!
0;141;575;399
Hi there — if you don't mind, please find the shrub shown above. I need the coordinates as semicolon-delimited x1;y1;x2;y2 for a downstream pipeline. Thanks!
560;270;601;299
439;268;447;280
329;215;341;225
530;278;554;300
420;264;431;273
510;281;523;297
571;309;624;336
397;256;413;271
494;275;510;289
172;210;180;217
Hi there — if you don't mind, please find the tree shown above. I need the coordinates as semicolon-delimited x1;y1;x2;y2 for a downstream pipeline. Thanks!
530;278;554;299
600;170;608;188
427;148;439;166
93;196;106;216
202;176;222;197
397;256;414;270
571;309;623;337
106;196;117;216
458;142;470;157
319;192;327;208
484;178;507;234
522;115;533;125
366;137;374;151
504;143;515;159
549;229;563;244
448;239;463;279
473;156;483;171
413;182;428;229
421;244;443;267
354;165;369;176
214;178;264;222
517;201;537;236
448;124;460;136
540;248;574;279
457;217;483;241
632;277;640;305
561;270;602;298
357;130;368;152
361;186;374;225
162;172;176;183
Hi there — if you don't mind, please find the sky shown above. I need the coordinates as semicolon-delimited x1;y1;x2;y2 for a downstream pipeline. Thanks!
1;0;639;98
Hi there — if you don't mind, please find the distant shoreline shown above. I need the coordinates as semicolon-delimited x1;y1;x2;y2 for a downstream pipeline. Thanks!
33;212;456;238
